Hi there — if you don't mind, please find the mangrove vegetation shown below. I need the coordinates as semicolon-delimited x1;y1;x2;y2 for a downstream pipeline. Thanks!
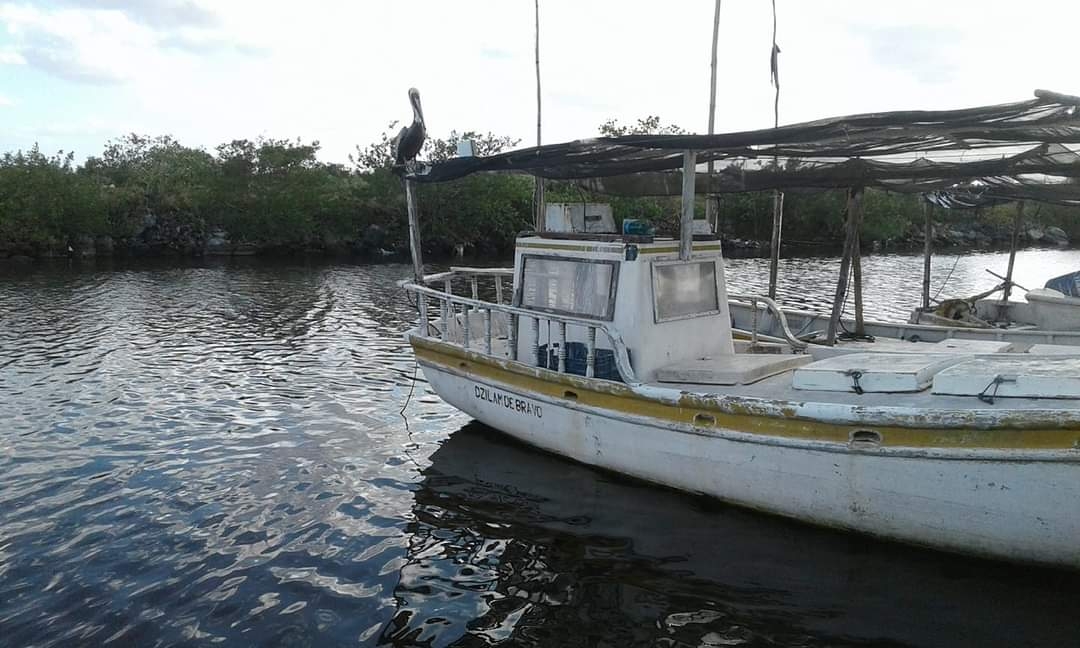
2;118;1078;260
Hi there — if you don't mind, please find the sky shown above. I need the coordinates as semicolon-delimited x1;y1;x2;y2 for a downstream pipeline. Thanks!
1;0;1078;165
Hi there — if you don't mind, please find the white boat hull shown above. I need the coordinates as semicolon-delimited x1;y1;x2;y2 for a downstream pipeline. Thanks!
420;356;1080;568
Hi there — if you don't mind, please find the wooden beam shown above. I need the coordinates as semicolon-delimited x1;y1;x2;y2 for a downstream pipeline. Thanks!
767;190;784;299
533;0;545;232
704;0;721;233
851;195;865;336
1002;201;1025;303
826;188;862;345
405;179;428;336
922;199;933;310
680;150;697;260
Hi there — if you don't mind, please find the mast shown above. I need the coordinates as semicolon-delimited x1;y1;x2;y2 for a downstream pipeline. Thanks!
533;0;546;232
766;0;784;300
705;0;722;232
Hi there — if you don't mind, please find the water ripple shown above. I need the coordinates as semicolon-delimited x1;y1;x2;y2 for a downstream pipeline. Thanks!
2;254;1080;647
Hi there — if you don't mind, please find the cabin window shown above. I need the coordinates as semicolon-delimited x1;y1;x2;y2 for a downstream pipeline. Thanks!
652;260;721;322
518;255;618;320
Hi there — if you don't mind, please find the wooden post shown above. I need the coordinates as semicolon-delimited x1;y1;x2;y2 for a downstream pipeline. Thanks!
767;191;784;299
1002;201;1025;304
680;150;697;260
922;199;933;310
826;188;862;345
533;0;545;232
852;199;865;336
405;179;428;336
704;0;722;233
766;0;783;301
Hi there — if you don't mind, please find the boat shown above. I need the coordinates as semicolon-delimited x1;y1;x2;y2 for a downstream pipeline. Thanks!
731;298;1080;351
402;233;1080;568
397;92;1080;568
921;269;1080;333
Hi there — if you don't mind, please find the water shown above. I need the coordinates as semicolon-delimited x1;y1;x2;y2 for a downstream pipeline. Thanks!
2;250;1080;647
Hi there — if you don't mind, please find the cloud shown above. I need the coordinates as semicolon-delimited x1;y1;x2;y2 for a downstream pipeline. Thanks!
58;0;217;30
479;47;514;61
0;94;12;107
0;48;25;64
861;24;961;84
0;1;252;85
2;0;1080;166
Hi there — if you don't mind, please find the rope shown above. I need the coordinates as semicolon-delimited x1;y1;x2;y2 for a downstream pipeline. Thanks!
843;369;865;395
930;253;963;304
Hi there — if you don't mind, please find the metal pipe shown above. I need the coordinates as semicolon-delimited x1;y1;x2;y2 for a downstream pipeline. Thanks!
532;317;541;367
509;314;518;361
462;303;470;350
558;322;567;373
484;309;493;355
586;326;596;378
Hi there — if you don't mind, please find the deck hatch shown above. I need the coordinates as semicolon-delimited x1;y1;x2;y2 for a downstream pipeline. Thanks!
793;353;969;393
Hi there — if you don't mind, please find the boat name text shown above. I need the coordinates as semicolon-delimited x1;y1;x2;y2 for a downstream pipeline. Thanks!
474;385;543;418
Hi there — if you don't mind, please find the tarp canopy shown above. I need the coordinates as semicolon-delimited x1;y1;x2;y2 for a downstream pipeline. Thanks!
402;89;1080;207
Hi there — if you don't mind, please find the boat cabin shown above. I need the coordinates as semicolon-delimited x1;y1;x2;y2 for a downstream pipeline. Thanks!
511;234;734;382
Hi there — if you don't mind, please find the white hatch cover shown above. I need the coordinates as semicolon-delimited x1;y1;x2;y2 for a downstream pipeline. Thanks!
1026;344;1080;356
656;354;812;386
932;356;1080;399
931;339;1014;353
793;353;969;393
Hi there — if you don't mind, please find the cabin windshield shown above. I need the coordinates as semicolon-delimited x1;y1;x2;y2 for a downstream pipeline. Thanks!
518;255;617;320
652;260;721;322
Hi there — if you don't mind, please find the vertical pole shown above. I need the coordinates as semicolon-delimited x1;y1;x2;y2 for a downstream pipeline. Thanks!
405;179;428;337
680;150;697;261
558;322;567;373
484;309;493;355
922;199;933;310
509;314;519;360
1003;201;1025;304
767;0;783;298
767;192;784;299
852;198;865;336
586;326;596;378
531;317;541;367
704;0;722;233
533;0;545;232
826;188;862;345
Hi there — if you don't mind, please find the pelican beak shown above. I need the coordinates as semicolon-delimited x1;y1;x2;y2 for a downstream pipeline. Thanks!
409;88;424;123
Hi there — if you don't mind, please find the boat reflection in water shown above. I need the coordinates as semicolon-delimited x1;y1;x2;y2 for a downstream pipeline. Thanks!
377;423;1080;648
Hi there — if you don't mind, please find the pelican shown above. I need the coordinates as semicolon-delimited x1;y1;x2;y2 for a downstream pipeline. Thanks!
392;87;426;167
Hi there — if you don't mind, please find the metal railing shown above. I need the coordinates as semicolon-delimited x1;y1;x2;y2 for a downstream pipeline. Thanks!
403;268;637;383
728;294;809;353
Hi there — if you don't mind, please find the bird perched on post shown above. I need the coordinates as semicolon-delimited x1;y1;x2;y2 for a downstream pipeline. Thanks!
392;88;426;170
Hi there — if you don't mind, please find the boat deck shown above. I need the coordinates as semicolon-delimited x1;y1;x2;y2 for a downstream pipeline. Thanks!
651;363;1070;412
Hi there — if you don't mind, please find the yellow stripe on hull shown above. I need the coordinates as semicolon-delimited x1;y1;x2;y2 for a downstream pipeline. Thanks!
411;337;1080;452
